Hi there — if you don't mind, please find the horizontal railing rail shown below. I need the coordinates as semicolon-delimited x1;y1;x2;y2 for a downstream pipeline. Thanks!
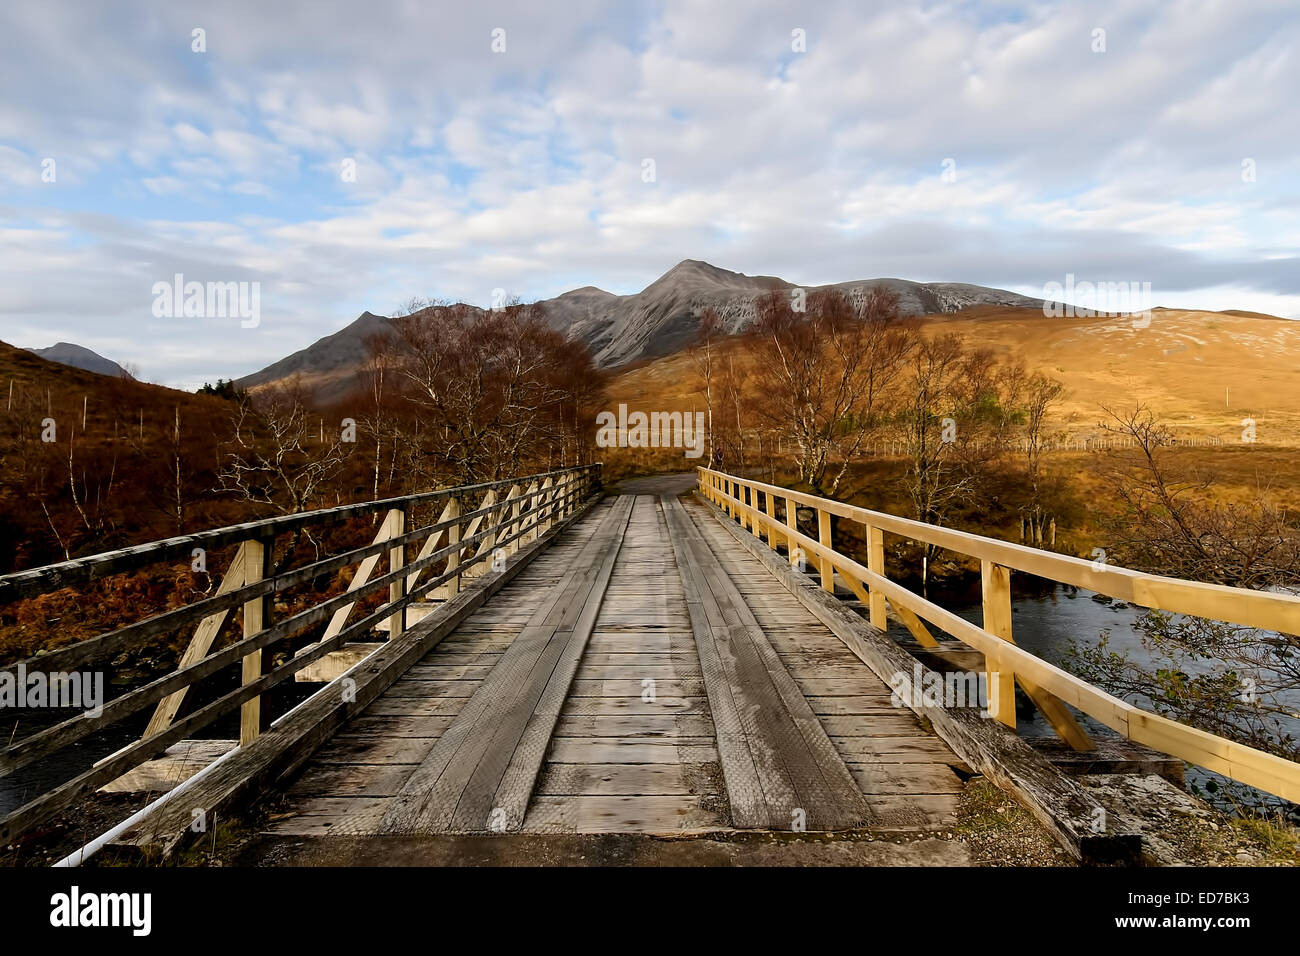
698;467;1300;805
0;466;592;605
0;464;601;844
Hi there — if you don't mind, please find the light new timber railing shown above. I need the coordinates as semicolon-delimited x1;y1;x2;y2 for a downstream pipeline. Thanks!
698;467;1300;805
0;464;600;843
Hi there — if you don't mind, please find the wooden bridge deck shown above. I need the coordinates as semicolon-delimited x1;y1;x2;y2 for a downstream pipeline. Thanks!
267;494;965;838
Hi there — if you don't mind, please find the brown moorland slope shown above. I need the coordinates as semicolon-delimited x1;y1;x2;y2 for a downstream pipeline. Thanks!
0;339;242;570
606;306;1300;445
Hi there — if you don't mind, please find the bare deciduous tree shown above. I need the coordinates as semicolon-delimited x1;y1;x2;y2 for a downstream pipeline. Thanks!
691;308;722;465
895;333;1014;586
747;286;913;494
217;379;351;516
1069;405;1300;791
390;300;600;484
1095;405;1298;587
1021;370;1065;546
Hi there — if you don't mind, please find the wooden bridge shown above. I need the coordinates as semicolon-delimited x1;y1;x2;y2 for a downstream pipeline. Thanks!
2;464;1298;864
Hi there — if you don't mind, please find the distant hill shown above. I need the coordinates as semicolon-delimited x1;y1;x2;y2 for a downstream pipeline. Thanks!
0;339;244;571
237;259;1048;405
235;311;391;405
26;342;133;379
608;304;1300;444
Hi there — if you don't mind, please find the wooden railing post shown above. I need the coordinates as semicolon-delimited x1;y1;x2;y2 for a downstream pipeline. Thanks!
464;488;499;576
538;478;554;533
764;490;779;551
866;525;887;629
817;508;834;592
387;507;406;637
784;496;800;569
499;484;521;556
446;497;461;596
519;481;541;545
981;559;1016;729
240;538;272;746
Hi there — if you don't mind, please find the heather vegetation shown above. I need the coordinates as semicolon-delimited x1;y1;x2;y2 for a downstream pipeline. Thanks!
0;302;605;663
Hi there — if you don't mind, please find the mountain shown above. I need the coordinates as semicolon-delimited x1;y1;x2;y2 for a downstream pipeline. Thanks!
236;259;1049;404
237;311;391;399
542;260;792;365
26;342;133;379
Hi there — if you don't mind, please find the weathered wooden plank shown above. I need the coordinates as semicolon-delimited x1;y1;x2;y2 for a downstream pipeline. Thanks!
846;762;965;795
341;715;456;738
377;497;634;834
830;735;956;757
558;696;707;716
404;664;497;680
553;715;715;738
867;793;961;831
263;796;392;836
536;764;699;796
285;763;414;798
819;714;933;736
793;676;894;696
100;739;236;794
521;795;723;833
664;503;768;829
693;518;881;830
577;652;701;666
573;663;702;680
566;678;704;697
313;736;437;766
486;498;636;830
365;697;473;717
546;739;718;764
664;497;874;831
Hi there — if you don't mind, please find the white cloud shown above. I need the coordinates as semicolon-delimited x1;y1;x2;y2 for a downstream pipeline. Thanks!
0;0;1294;387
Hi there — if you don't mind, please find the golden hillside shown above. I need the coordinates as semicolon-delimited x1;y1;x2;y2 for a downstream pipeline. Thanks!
606;306;1300;445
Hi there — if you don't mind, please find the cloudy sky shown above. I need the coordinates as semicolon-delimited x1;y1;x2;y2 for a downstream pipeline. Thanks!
1;0;1297;388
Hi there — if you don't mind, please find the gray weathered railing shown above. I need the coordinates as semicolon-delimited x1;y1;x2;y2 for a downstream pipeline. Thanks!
0;464;600;843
